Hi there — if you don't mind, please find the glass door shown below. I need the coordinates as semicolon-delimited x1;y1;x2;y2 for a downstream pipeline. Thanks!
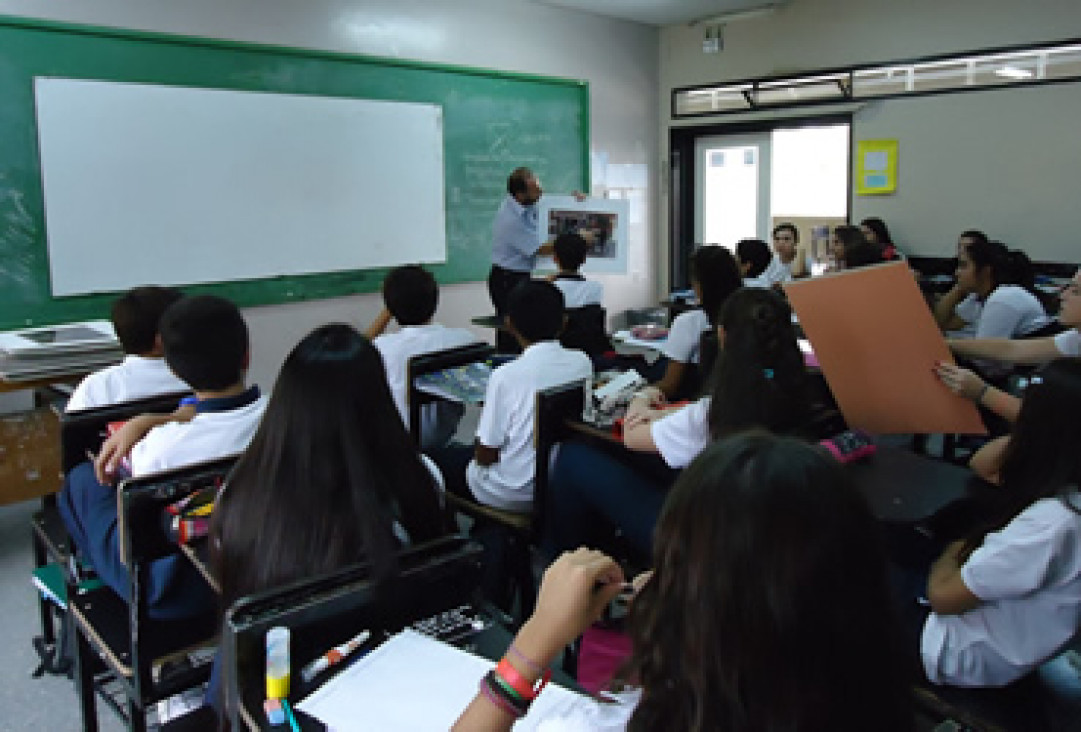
694;132;771;248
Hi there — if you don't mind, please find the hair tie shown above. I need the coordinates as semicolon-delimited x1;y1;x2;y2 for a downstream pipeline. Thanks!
763;368;774;380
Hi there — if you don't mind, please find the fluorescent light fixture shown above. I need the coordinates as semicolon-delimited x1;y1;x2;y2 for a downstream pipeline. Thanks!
995;65;1034;79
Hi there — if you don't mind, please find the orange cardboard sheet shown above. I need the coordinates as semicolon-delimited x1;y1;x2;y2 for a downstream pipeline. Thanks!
784;262;986;435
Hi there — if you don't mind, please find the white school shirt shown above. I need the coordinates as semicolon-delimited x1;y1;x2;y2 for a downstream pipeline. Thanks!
650;397;710;469
921;493;1081;687
955;286;1050;339
553;277;604;308
130;393;267;477
467;341;593;511
660;309;711;364
760;255;792;286
373;323;478;449
1054;329;1081;357
66;356;189;413
743;273;774;290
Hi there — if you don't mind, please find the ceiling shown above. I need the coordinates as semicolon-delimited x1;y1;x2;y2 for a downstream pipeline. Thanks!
528;0;785;27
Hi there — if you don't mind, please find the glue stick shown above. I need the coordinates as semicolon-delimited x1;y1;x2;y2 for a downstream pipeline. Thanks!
266;626;291;699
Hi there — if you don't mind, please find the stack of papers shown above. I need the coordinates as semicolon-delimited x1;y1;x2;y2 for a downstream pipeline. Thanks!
0;321;121;382
299;630;607;731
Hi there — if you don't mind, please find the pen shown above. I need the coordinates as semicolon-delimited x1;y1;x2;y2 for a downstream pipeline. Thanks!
300;629;370;683
281;698;301;732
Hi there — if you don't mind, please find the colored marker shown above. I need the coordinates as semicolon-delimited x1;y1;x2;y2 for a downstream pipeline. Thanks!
300;629;370;683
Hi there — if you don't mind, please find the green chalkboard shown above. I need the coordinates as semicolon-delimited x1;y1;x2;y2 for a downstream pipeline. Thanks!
0;16;589;329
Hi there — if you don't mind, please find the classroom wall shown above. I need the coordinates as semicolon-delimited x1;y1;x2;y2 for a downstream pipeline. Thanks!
658;0;1081;268
0;0;659;389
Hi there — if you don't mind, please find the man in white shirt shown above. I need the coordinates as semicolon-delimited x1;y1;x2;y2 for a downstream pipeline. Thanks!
66;286;189;412
367;265;479;449
59;295;266;619
430;280;592;513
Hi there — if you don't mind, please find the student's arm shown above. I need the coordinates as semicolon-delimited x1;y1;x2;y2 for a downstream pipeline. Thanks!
934;361;1022;422
452;549;625;732
653;359;687;400
93;404;197;483
621;387;668;452
474;441;500;467
933;285;969;331
365;307;393;340
969;435;1009;485
949;336;1061;365
926;539;982;615
790;246;810;278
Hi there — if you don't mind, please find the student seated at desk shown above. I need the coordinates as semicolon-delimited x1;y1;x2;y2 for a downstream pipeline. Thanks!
827;225;885;272
548;232;612;357
206;323;448;715
735;237;779;289
546;288;815;557
66;285;188;412
653;245;742;400
772;221;811;280
895;359;1081;689
860;217;903;260
366;265;477;449
429;280;592;512
455;433;913;731
943;268;1081;399
933;239;1052;348
58;295;267;619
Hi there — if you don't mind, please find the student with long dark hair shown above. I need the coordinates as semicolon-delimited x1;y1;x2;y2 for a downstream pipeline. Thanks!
208;324;447;712
915;358;1081;687
653;245;742;399
545;288;814;557
455;433;914;731
860;216;901;260
933;238;1051;343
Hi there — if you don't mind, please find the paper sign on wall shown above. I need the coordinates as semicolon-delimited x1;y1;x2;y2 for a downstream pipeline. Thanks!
856;139;898;195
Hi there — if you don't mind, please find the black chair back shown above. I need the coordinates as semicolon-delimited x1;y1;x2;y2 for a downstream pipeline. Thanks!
560;304;612;356
221;536;484;730
406;342;493;445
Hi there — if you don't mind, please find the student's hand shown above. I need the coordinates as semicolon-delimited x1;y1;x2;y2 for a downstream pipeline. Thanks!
622;407;666;432
630;386;666;409
93;407;195;483
578;229;597;245
515;549;625;665
934;361;986;402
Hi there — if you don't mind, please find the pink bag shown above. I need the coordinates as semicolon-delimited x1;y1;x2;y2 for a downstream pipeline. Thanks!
577;625;633;696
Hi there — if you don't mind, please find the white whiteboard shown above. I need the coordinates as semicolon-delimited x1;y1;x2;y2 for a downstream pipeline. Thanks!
34;78;446;296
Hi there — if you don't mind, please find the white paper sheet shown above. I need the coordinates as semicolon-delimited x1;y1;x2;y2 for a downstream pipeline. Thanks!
298;629;597;731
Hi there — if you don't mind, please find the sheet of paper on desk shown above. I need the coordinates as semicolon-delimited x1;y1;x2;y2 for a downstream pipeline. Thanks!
298;629;599;730
784;262;985;435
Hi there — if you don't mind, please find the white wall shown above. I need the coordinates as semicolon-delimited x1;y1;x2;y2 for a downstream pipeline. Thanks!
659;0;1081;264
0;0;658;389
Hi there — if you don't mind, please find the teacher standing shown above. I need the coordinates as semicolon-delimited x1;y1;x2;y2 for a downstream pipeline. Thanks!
488;167;585;351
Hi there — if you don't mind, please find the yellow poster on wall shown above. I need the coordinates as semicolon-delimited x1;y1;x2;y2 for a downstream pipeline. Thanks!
856;139;898;195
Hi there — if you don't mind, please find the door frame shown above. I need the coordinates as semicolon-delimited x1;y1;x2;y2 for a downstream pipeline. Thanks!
668;113;853;291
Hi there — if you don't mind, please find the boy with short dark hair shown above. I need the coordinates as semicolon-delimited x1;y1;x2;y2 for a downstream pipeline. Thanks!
550;232;603;308
431;280;592;511
66;285;188;412
58;294;266;618
366;265;478;448
736;238;776;289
